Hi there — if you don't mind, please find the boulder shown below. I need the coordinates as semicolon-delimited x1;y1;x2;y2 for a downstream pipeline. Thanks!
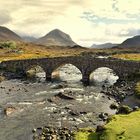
4;106;17;116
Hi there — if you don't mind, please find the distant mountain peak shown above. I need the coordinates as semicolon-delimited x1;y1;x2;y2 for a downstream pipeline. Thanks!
119;35;140;48
0;26;22;42
91;42;118;49
34;29;77;47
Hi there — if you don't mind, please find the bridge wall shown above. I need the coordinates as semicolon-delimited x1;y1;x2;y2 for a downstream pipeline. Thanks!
1;56;140;85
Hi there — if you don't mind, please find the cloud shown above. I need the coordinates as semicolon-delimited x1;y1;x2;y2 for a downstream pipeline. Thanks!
0;0;140;46
0;12;12;25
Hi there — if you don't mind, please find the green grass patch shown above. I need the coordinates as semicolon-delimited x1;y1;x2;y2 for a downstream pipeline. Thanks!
75;128;99;140
100;111;140;140
75;111;140;140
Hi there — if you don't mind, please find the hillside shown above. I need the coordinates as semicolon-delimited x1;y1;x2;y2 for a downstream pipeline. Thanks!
91;43;118;49
34;29;77;47
119;35;140;48
0;26;22;42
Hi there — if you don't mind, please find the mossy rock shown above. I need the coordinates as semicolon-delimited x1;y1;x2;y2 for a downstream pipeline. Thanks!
0;75;5;82
26;69;36;79
117;105;132;114
135;82;140;99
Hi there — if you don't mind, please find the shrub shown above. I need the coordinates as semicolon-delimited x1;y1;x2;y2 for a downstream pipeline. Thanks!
0;41;17;49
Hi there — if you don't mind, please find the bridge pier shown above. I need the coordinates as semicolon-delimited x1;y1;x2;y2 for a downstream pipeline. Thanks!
45;72;52;81
82;74;90;86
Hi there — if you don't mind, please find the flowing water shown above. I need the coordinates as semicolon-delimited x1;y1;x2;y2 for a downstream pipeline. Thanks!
0;64;120;140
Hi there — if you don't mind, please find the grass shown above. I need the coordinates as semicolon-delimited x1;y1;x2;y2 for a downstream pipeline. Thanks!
0;42;88;62
112;53;140;61
74;111;140;140
0;41;140;62
75;128;99;140
100;110;140;140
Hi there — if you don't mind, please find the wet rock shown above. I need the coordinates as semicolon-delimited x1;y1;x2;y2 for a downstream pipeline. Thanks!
117;105;132;114
47;97;57;103
133;106;139;111
33;126;74;140
51;84;67;89
96;125;106;132
32;129;37;133
80;111;87;115
110;103;119;110
55;92;75;100
98;112;108;121
4;106;17;116
69;110;80;116
0;86;5;89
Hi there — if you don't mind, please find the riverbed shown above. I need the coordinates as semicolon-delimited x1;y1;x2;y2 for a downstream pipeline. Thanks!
0;64;134;140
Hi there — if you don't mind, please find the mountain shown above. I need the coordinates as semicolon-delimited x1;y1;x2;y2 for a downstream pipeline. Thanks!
22;36;37;42
34;29;77;47
91;43;118;49
119;35;140;48
0;26;22;42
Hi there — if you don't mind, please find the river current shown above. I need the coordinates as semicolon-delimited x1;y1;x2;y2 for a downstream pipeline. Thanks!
0;64;120;140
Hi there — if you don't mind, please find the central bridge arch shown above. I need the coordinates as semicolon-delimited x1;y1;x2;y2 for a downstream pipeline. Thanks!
51;63;82;82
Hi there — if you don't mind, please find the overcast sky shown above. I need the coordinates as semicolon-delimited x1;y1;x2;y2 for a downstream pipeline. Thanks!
0;0;140;46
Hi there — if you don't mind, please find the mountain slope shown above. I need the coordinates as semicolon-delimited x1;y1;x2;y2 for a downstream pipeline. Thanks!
22;36;37;42
119;35;140;48
34;29;77;47
91;43;118;49
0;26;22;41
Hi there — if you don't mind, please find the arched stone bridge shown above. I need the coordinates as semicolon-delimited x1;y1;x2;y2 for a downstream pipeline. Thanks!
0;56;140;85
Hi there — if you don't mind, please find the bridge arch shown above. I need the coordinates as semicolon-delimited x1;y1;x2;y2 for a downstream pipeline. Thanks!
89;67;119;85
51;63;82;83
25;64;46;80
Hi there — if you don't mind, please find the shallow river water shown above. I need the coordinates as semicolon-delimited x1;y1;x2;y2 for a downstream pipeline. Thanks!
0;65;120;140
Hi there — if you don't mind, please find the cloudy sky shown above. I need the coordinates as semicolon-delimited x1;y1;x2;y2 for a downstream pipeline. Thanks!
0;0;140;46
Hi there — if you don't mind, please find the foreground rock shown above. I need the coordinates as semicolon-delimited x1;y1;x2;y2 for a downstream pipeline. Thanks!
55;92;75;100
4;106;17;116
101;80;135;102
32;126;74;140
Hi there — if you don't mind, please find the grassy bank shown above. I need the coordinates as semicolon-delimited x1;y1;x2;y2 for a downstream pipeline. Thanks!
75;110;140;140
112;53;140;61
0;41;140;62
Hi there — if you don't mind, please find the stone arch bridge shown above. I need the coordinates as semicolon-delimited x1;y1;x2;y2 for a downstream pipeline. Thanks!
0;56;140;85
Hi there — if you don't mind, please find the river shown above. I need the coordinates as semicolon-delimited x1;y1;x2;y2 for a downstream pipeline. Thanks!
0;64;130;140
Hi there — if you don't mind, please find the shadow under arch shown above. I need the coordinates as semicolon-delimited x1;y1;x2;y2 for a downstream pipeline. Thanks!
51;63;82;83
89;67;119;86
25;64;46;81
